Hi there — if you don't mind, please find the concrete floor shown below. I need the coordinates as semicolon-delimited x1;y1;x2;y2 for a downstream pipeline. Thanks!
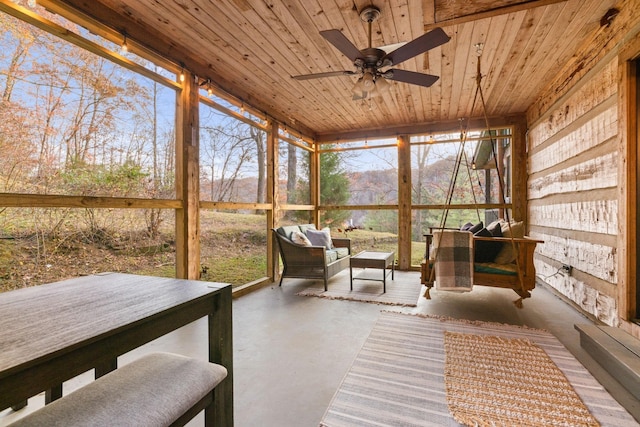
1;270;639;426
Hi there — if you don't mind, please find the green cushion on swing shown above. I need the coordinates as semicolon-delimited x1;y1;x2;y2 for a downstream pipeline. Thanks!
474;262;518;275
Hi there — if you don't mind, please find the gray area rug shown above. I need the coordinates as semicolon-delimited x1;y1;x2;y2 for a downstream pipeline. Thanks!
296;271;422;307
320;311;638;427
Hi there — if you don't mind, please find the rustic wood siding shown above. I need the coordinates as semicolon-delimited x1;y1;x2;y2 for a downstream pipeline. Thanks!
527;56;619;325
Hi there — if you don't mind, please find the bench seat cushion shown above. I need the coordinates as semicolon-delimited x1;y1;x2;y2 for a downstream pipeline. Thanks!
10;352;227;427
333;247;349;259
474;262;518;276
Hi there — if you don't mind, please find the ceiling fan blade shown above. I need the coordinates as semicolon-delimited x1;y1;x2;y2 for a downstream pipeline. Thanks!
383;27;450;66
292;70;356;80
385;69;439;88
320;29;362;62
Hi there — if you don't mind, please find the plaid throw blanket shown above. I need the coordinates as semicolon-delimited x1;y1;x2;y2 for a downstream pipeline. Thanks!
433;230;473;292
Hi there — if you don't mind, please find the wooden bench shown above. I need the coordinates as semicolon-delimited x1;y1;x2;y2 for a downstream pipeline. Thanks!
8;352;228;427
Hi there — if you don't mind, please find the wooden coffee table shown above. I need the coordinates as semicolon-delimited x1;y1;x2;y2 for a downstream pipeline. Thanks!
350;251;395;293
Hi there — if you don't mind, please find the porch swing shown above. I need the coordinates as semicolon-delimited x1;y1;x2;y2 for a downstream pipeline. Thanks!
420;45;543;308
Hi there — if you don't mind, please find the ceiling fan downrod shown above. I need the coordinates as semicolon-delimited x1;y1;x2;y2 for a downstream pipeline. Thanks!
360;6;381;49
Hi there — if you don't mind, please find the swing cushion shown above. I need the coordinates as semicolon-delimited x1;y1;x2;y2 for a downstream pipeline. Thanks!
473;224;503;263
461;222;484;234
474;262;518;275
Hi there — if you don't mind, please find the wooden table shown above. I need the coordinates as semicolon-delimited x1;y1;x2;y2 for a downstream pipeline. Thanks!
350;251;395;293
0;272;233;426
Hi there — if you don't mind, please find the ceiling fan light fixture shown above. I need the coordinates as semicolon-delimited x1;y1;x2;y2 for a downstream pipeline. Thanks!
375;76;391;93
352;77;365;95
362;72;374;88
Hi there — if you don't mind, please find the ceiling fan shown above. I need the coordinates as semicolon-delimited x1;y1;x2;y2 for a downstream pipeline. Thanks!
292;6;450;100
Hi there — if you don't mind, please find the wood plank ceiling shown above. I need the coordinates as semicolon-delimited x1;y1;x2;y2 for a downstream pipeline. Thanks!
48;0;618;140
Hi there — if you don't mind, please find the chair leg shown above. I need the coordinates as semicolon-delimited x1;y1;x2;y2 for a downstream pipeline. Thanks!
279;275;284;286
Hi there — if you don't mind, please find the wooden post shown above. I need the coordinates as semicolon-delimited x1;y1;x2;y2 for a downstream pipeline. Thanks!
175;71;200;279
511;117;528;223
397;135;411;270
267;119;279;282
311;139;320;226
618;37;640;331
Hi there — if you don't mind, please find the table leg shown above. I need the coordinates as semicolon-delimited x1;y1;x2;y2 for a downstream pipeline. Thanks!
383;269;386;293
209;285;233;427
350;264;353;290
95;358;117;378
45;384;62;404
11;401;27;411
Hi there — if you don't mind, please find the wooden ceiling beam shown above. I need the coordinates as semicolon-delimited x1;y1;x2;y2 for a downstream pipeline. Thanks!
425;0;568;31
315;114;527;143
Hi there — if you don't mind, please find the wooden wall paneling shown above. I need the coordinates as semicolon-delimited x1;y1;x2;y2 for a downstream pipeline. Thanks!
175;72;200;280
528;58;618;144
529;198;618;235
528;103;618;173
397;135;411;270
533;231;617;284
528;152;618;200
534;257;619;324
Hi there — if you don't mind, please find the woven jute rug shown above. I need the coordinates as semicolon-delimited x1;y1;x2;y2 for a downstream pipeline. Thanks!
444;331;599;427
320;311;637;426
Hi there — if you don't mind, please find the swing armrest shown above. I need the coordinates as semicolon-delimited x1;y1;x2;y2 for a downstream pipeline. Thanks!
473;236;544;244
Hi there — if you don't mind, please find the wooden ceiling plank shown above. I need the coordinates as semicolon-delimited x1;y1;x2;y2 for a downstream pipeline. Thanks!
447;23;476;119
481;7;546;116
473;13;526;117
495;0;590;113
512;0;615;112
155;1;310;120
211;0;354;131
382;0;417;123
265;0;363;129
229;2;350;130
452;20;491;119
